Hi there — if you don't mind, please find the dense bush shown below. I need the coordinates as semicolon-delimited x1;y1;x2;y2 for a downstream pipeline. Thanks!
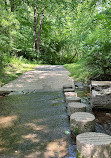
83;8;111;80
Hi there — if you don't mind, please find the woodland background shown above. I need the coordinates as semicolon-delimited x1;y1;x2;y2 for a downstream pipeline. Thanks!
0;0;111;84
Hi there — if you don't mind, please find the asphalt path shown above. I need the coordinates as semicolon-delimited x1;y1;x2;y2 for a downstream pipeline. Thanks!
0;65;76;158
0;65;74;92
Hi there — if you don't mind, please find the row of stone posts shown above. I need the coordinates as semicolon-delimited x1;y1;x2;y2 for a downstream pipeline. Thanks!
63;84;111;158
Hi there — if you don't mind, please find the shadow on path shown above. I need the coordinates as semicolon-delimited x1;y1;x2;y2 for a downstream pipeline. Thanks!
0;91;76;158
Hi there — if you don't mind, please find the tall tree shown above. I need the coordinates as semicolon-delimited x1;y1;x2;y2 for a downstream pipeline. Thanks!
33;5;37;56
10;0;14;12
37;9;44;55
4;0;7;10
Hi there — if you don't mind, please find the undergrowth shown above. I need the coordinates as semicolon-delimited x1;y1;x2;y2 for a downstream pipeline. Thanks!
0;56;38;87
64;59;90;83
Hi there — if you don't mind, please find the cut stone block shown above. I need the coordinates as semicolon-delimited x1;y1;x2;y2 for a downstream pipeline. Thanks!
76;132;111;158
91;81;111;91
70;112;95;135
66;96;81;104
90;81;111;109
67;102;86;116
63;88;75;93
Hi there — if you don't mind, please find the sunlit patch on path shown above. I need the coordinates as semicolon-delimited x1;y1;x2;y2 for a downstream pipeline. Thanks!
0;115;18;129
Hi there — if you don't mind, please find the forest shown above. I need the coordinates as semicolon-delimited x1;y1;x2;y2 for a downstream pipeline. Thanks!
0;0;111;85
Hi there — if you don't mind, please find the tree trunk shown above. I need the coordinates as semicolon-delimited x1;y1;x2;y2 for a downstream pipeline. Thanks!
33;5;37;57
10;0;14;12
37;10;44;55
69;52;77;63
4;0;7;10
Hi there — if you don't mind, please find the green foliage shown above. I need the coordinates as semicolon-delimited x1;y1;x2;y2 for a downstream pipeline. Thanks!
74;127;79;135
65;0;111;81
0;0;110;81
82;7;111;80
0;55;38;87
64;59;90;82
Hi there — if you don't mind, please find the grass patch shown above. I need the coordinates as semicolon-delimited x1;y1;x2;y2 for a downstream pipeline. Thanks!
64;59;90;83
0;56;38;87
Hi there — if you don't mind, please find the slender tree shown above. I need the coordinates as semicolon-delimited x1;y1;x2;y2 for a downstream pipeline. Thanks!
10;0;14;12
37;9;44;55
4;0;7;10
33;5;37;56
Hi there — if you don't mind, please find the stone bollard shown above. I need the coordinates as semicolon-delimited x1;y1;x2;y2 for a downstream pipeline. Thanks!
70;112;95;135
63;88;75;93
64;92;77;98
63;84;75;93
67;102;86;116
63;85;73;89
64;92;77;102
76;132;111;158
66;96;81;104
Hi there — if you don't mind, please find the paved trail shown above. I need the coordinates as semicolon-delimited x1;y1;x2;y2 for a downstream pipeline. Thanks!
0;65;73;92
0;65;76;158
